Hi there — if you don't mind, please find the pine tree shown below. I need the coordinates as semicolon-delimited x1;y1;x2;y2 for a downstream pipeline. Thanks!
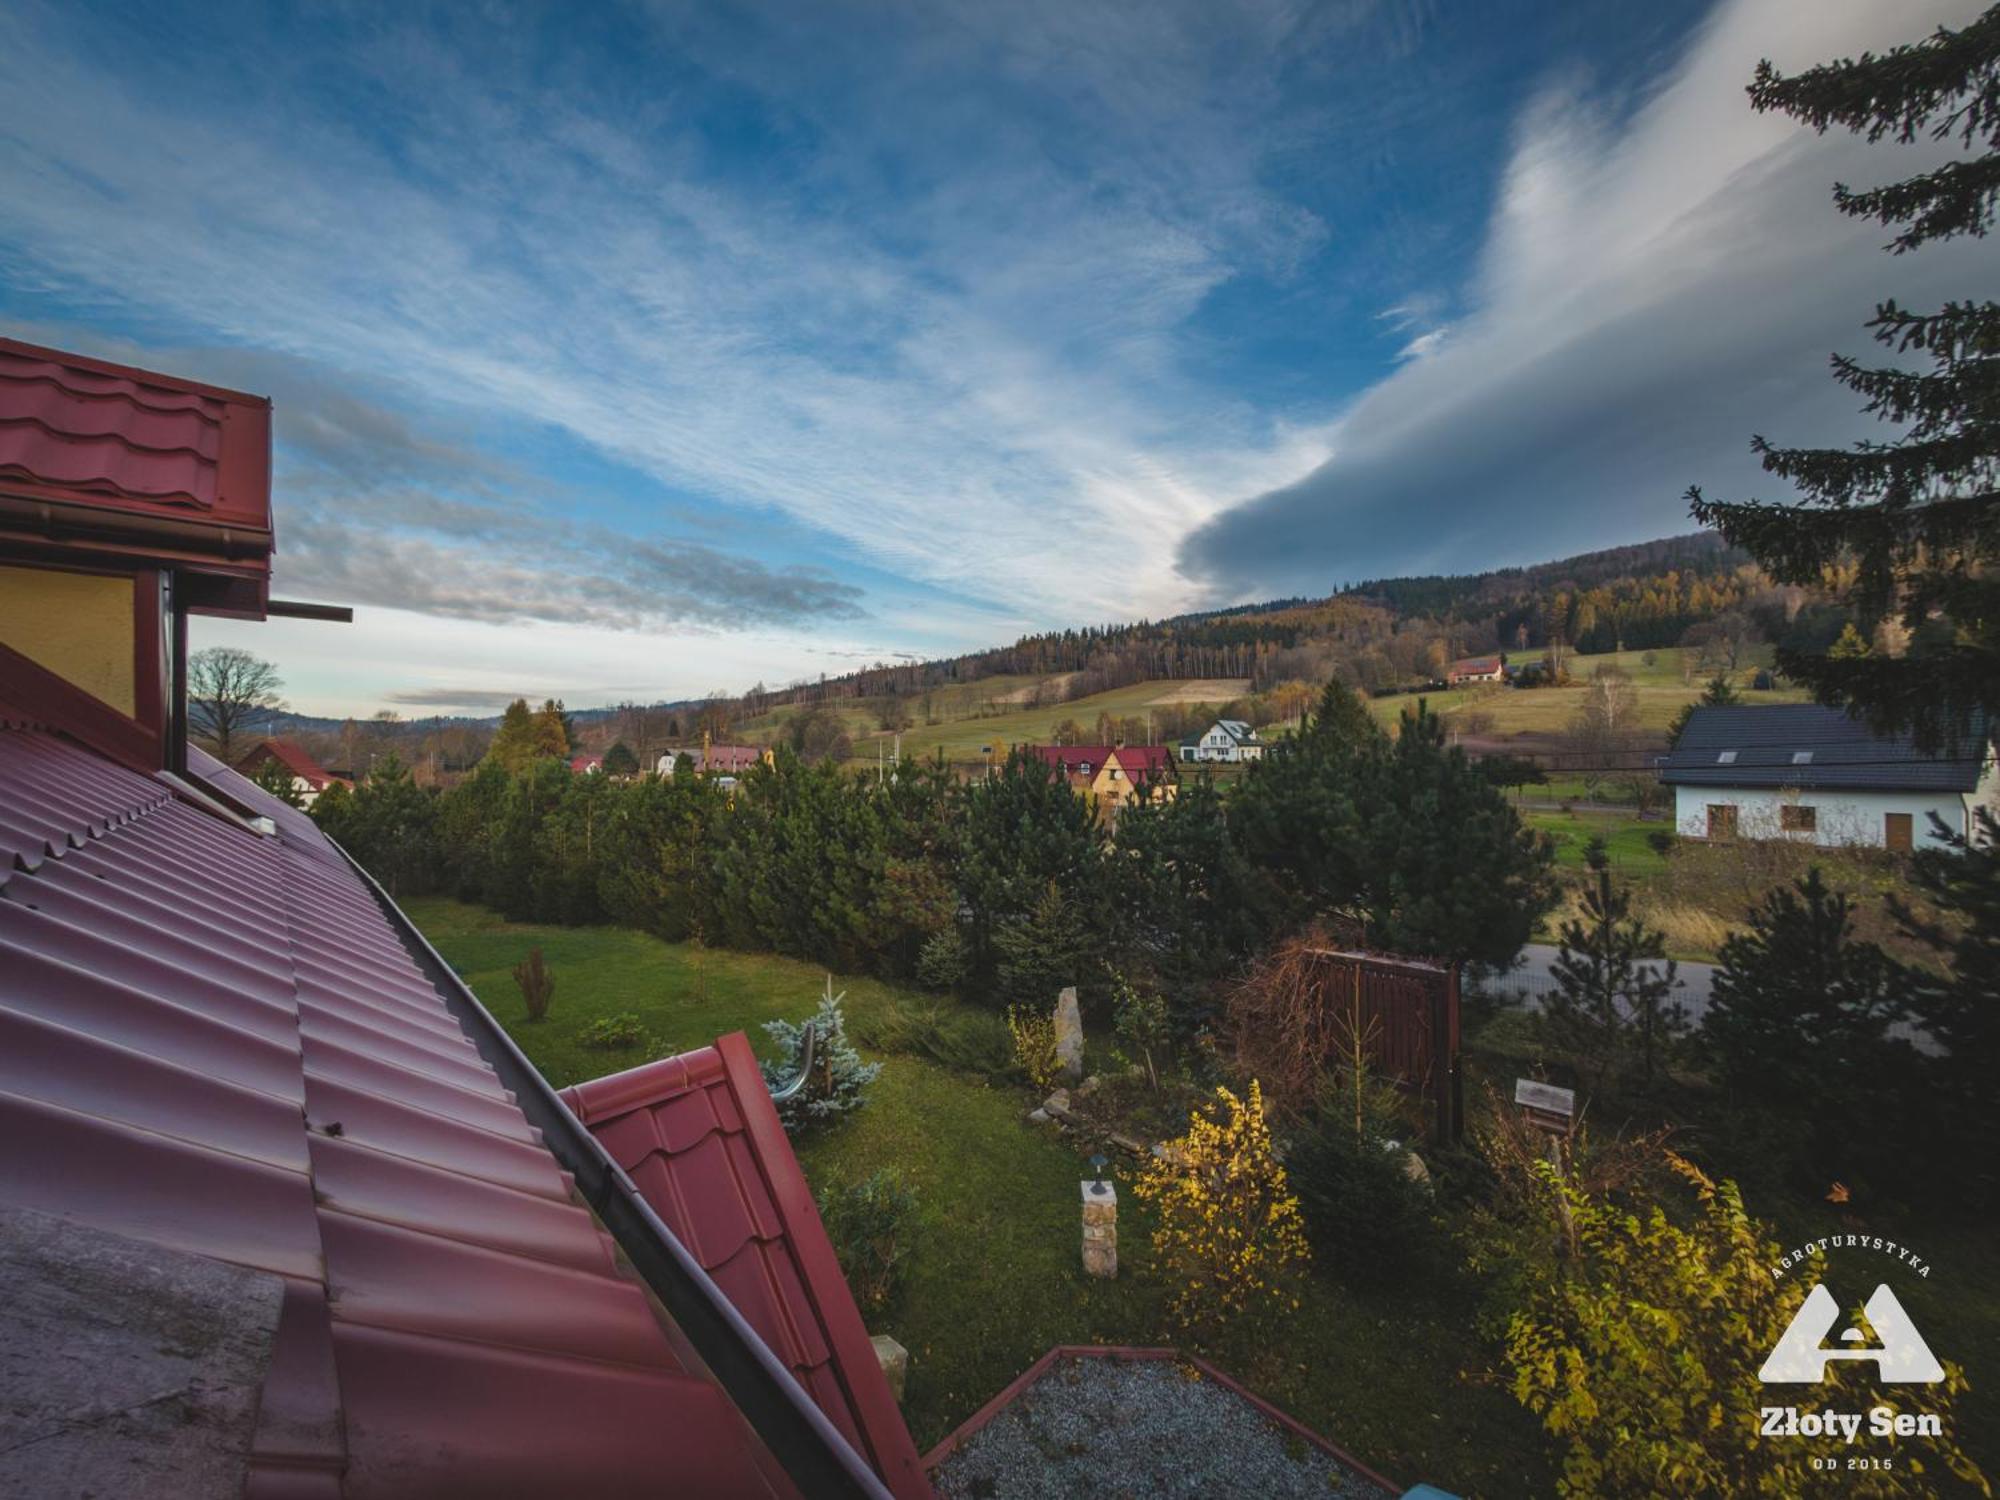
486;698;540;773
1354;703;1554;965
249;752;305;808
1688;9;2000;748
1892;807;2000;1210
1704;868;1913;1189
601;739;640;776
956;750;1102;997
1666;672;1741;747
1537;838;1683;1096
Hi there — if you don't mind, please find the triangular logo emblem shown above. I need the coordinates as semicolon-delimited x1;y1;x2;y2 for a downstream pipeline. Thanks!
1760;1284;1944;1384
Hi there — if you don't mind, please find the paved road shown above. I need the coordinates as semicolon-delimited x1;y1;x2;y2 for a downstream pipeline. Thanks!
1478;943;1717;1024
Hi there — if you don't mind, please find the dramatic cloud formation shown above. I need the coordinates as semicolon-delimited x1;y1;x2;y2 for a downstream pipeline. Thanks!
2;0;1987;713
1180;0;1993;596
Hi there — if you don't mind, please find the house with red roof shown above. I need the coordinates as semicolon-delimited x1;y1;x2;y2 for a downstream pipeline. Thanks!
237;736;352;806
0;337;928;1500
1446;654;1506;685
1026;742;1176;815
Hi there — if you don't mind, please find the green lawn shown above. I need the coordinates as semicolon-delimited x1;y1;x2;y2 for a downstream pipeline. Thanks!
1524;807;1670;876
406;897;1552;1496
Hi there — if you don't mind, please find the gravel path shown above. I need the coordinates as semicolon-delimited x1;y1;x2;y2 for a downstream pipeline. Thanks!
932;1355;1395;1500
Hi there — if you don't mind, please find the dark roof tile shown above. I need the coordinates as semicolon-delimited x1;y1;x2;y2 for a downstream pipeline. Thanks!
1661;704;1990;792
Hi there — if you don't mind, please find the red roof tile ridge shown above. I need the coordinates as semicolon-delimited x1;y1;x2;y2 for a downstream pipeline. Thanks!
710;1033;931;1500
0;336;270;409
561;1045;728;1125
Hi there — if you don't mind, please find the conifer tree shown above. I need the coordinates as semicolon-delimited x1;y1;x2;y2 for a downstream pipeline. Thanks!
1892;807;2000;1209
1665;672;1741;747
601;739;640;776
1538;838;1682;1095
1689;9;2000;748
1704;868;1912;1188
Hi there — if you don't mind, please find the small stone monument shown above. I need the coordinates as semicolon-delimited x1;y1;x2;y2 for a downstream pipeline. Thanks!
1054;985;1084;1082
1081;1162;1117;1279
870;1334;909;1402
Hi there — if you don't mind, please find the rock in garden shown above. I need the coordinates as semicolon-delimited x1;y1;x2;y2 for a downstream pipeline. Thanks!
1054;986;1084;1082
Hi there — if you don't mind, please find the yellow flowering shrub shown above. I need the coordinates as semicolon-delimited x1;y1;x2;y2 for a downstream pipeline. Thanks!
1007;1005;1063;1093
1134;1080;1310;1336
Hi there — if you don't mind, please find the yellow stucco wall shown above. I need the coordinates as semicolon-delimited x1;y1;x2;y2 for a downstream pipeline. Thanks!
0;565;137;716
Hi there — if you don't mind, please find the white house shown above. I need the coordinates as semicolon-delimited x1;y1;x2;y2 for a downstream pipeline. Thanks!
1660;704;1997;852
1178;719;1265;764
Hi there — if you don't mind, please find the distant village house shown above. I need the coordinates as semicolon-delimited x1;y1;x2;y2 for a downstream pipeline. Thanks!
1661;704;1997;852
1028;743;1176;812
655;743;776;776
1178;719;1264;764
234;737;350;807
1446;653;1506;685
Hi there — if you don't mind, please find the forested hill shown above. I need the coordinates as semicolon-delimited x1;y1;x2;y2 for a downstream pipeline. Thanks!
751;530;1768;712
1337;531;1747;626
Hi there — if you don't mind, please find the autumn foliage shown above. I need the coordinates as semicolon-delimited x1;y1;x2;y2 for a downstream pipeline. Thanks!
1134;1080;1309;1338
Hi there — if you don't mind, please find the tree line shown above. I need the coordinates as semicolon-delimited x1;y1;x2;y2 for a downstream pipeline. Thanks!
311;681;1553;1034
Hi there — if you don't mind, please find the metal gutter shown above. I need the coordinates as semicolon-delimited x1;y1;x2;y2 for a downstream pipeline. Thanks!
335;839;895;1500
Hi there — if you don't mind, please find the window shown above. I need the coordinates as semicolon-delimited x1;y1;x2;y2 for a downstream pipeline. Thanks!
1791;750;1813;765
1716;750;1738;765
1781;804;1816;833
1707;804;1739;839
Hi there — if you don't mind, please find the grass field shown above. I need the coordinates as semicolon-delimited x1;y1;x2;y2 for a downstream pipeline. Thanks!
743;678;1250;765
1364;645;1808;739
405;897;1554;1495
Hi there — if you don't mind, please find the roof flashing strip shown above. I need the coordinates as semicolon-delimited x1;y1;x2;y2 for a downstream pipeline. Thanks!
334;836;896;1500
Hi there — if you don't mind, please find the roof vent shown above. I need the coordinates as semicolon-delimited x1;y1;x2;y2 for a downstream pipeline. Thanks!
1792;750;1813;765
1716;750;1738;765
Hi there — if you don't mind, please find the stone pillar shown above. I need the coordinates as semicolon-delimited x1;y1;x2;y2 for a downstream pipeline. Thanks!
1054;986;1084;1082
1081;1179;1117;1279
870;1334;909;1402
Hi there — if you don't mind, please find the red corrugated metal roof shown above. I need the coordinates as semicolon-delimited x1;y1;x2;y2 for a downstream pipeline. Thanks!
563;1041;931;1500
0;335;271;539
0;709;809;1499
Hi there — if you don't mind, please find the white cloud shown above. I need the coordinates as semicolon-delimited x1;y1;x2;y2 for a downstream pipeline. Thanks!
1183;0;1996;593
0;0;1330;632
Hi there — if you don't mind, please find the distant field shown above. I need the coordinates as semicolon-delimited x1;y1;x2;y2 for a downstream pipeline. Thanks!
727;647;1800;767
1366;645;1805;739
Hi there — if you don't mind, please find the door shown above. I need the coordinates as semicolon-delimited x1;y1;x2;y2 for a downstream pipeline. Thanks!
1885;812;1914;852
1706;804;1738;840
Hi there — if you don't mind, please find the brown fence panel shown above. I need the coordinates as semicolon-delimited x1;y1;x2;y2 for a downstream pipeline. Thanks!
1301;950;1461;1144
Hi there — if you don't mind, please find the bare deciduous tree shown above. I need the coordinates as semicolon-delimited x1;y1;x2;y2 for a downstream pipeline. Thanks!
187;647;286;760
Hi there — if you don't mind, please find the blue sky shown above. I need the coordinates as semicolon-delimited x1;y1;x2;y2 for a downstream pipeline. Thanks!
1;0;1988;714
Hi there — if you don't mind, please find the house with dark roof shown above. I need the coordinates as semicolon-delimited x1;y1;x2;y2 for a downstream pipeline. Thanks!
237;737;352;806
1178;718;1264;764
0;337;926;1499
1660;703;1997;851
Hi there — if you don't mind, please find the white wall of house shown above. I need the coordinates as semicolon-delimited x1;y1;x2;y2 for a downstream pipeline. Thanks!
1672;785;1975;850
292;775;322;809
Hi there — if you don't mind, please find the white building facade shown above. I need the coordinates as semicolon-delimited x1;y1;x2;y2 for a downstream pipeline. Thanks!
1662;704;1996;852
1178;719;1265;764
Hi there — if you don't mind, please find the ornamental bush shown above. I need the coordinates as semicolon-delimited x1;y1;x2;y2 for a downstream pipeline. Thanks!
760;977;881;1132
1006;1005;1063;1094
1134;1080;1310;1338
817;1169;921;1311
579;1012;658;1052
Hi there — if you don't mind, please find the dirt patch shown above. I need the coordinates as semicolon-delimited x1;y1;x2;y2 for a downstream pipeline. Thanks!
1145;679;1250;706
992;674;1077;705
